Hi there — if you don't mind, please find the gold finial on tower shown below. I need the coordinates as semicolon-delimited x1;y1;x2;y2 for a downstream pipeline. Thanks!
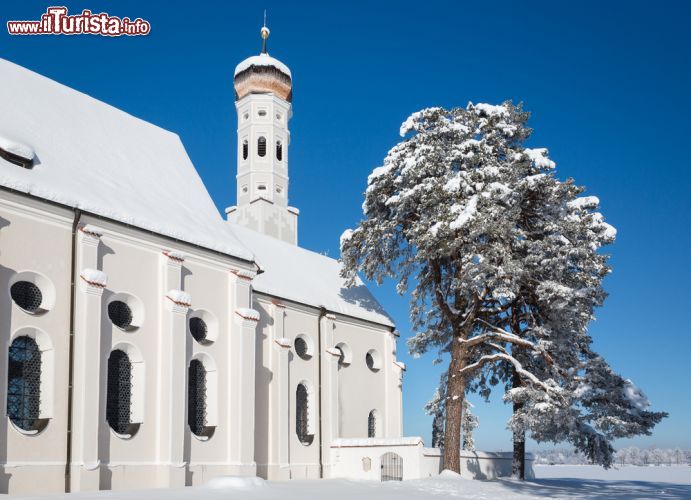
260;10;270;54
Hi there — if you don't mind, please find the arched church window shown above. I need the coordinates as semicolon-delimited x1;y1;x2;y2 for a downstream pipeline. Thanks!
106;349;134;435
242;139;248;160
296;383;313;445
188;359;211;437
276;140;283;161
368;410;378;438
7;336;42;432
10;281;43;313
257;137;267;157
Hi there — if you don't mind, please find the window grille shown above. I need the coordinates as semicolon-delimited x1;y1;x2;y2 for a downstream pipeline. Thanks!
294;337;309;360
108;301;133;330
106;350;132;434
242;140;248;160
188;359;207;436
10;281;42;312
366;352;376;371
276;141;283;161
7;336;41;431
296;383;313;445
189;317;208;344
368;410;377;438
257;137;267;157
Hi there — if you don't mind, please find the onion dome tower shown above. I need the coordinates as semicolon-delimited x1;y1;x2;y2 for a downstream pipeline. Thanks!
226;22;299;245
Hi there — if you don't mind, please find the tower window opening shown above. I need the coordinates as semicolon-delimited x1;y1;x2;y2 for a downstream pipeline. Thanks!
242;139;248;160
276;113;282;120
257;184;267;191
258;109;267;117
258;137;266;157
7;336;42;432
276;140;283;161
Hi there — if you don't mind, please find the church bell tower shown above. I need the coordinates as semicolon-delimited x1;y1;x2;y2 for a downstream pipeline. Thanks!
226;23;299;245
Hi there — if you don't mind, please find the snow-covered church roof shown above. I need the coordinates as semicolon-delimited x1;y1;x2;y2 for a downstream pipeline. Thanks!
0;58;393;328
0;58;252;261
231;225;394;327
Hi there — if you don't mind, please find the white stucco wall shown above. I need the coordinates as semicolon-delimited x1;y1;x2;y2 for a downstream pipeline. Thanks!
329;438;434;481
0;191;260;494
253;293;403;481
0;191;73;494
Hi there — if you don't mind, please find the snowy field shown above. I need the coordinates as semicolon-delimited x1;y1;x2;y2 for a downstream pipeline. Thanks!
10;466;691;499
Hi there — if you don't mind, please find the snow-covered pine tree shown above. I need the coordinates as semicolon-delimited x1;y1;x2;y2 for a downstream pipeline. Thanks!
488;143;666;475
341;102;559;472
341;101;666;475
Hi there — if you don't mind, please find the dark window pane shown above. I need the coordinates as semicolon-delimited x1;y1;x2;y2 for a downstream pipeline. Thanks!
106;350;132;434
108;301;133;330
189;317;208;344
366;352;376;371
7;336;41;431
294;337;309;359
10;281;42;312
368;410;376;438
188;359;207;436
296;383;313;445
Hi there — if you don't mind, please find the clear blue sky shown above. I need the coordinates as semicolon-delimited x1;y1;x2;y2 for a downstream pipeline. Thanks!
3;1;690;451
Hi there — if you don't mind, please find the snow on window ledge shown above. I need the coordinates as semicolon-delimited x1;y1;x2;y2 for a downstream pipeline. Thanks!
166;289;192;307
80;268;107;288
236;307;260;322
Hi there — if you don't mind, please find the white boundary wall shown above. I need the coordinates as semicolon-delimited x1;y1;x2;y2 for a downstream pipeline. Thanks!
329;438;534;481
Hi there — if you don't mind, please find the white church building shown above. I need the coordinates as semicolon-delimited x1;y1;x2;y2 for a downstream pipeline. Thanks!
0;26;468;494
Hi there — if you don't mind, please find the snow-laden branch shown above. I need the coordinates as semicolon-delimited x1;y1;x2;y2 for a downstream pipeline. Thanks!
458;352;560;396
459;319;554;365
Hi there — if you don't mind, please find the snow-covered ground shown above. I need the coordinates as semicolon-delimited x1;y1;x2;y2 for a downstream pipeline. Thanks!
11;466;691;499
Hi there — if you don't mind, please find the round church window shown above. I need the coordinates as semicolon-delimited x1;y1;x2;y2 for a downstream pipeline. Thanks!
294;336;311;360
189;317;209;344
108;301;133;330
10;281;43;313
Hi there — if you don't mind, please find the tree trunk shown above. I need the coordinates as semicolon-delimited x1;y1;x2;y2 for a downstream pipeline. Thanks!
511;367;526;480
443;331;467;473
